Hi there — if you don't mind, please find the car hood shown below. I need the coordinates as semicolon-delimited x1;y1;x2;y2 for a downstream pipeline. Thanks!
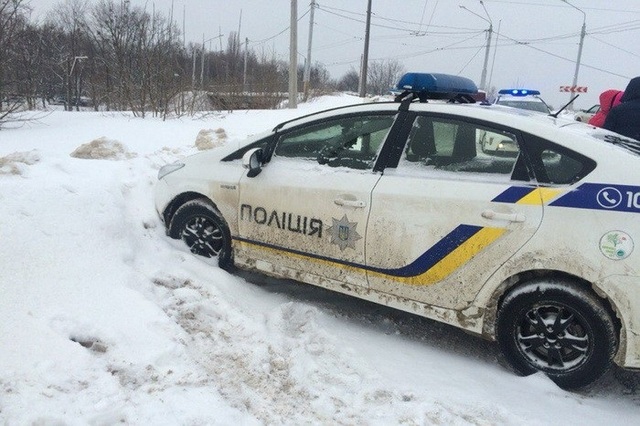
182;129;273;165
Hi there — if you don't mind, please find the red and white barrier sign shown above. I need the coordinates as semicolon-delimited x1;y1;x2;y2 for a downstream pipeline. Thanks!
560;85;588;93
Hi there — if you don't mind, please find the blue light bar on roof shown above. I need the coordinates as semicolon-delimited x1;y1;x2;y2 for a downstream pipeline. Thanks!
498;88;541;96
393;73;478;98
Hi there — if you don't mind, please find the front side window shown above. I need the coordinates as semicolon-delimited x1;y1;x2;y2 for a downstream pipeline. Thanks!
400;115;523;180
274;114;395;170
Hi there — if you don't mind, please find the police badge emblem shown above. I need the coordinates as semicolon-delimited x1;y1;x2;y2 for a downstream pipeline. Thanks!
329;215;362;250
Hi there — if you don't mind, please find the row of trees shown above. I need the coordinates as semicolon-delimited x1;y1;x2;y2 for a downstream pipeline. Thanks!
1;0;404;122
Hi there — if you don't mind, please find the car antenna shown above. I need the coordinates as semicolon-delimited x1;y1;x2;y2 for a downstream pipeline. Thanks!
550;94;580;118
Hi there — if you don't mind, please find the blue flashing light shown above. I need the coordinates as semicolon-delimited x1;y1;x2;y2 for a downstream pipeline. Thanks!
498;88;541;96
393;73;478;97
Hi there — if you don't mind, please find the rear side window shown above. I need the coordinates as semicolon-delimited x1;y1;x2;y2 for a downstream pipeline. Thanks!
523;134;596;185
400;115;525;180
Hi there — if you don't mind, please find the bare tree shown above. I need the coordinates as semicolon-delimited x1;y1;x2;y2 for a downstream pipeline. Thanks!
47;0;91;111
87;0;185;116
1;0;337;124
0;0;28;121
337;69;360;93
367;59;406;96
309;62;333;95
140;8;185;118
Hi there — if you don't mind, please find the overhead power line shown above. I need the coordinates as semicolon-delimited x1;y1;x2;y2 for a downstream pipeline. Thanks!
315;4;481;35
481;0;640;14
495;31;632;79
309;1;638;84
588;35;640;60
250;7;310;45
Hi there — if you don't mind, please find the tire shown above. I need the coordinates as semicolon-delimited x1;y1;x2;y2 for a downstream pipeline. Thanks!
496;279;617;389
168;199;233;270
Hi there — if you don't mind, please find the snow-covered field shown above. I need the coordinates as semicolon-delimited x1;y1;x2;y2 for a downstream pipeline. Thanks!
1;95;639;425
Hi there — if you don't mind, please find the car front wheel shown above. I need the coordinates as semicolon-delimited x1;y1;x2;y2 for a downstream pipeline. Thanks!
168;199;233;269
496;279;617;389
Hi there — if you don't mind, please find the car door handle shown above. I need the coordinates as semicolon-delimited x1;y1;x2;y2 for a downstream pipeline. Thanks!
334;198;367;208
481;209;526;223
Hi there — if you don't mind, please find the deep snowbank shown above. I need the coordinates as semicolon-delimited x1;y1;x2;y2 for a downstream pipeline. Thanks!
1;96;639;424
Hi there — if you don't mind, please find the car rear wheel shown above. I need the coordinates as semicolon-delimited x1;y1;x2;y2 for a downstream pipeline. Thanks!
496;279;617;389
168;199;233;269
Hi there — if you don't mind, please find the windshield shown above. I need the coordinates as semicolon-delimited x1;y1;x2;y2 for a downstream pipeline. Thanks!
596;133;640;156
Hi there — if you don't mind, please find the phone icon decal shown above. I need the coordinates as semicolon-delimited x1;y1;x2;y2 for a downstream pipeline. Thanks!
597;187;622;209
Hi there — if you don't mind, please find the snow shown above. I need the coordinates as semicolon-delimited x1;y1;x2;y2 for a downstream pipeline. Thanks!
1;94;639;425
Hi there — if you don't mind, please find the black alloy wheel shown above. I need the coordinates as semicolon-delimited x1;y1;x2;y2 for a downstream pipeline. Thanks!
168;199;233;269
496;279;617;389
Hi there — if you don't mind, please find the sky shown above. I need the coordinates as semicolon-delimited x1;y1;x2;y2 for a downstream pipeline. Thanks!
28;0;640;109
2;95;640;423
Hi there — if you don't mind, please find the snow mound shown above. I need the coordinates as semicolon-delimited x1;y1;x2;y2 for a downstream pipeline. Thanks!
70;137;136;160
0;150;40;175
194;128;227;151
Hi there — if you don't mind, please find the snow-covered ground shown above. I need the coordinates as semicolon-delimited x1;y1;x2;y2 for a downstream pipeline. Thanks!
1;95;639;425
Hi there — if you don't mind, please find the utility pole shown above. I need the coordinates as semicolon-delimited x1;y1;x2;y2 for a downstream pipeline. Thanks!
303;0;316;101
487;19;501;93
243;37;249;93
562;0;586;109
479;26;492;90
460;2;492;91
200;33;205;87
479;1;492;91
358;0;372;98
289;0;298;108
191;49;196;88
238;9;242;46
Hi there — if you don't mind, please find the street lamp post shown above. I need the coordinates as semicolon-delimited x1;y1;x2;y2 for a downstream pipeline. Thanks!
68;56;88;112
562;0;586;108
199;34;224;88
69;56;88;77
459;2;492;91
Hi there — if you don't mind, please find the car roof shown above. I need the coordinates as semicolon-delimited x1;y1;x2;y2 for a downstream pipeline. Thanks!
274;102;401;131
275;100;556;133
272;99;636;157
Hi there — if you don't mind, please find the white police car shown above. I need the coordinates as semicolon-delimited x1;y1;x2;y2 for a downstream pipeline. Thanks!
495;88;552;114
155;73;640;389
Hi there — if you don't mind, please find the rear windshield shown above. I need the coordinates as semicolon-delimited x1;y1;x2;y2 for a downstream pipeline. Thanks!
496;99;549;113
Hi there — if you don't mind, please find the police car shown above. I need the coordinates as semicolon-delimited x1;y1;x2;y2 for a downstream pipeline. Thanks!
495;88;552;114
155;73;640;389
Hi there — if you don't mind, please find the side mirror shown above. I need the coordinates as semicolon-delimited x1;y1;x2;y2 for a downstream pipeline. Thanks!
242;147;263;177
